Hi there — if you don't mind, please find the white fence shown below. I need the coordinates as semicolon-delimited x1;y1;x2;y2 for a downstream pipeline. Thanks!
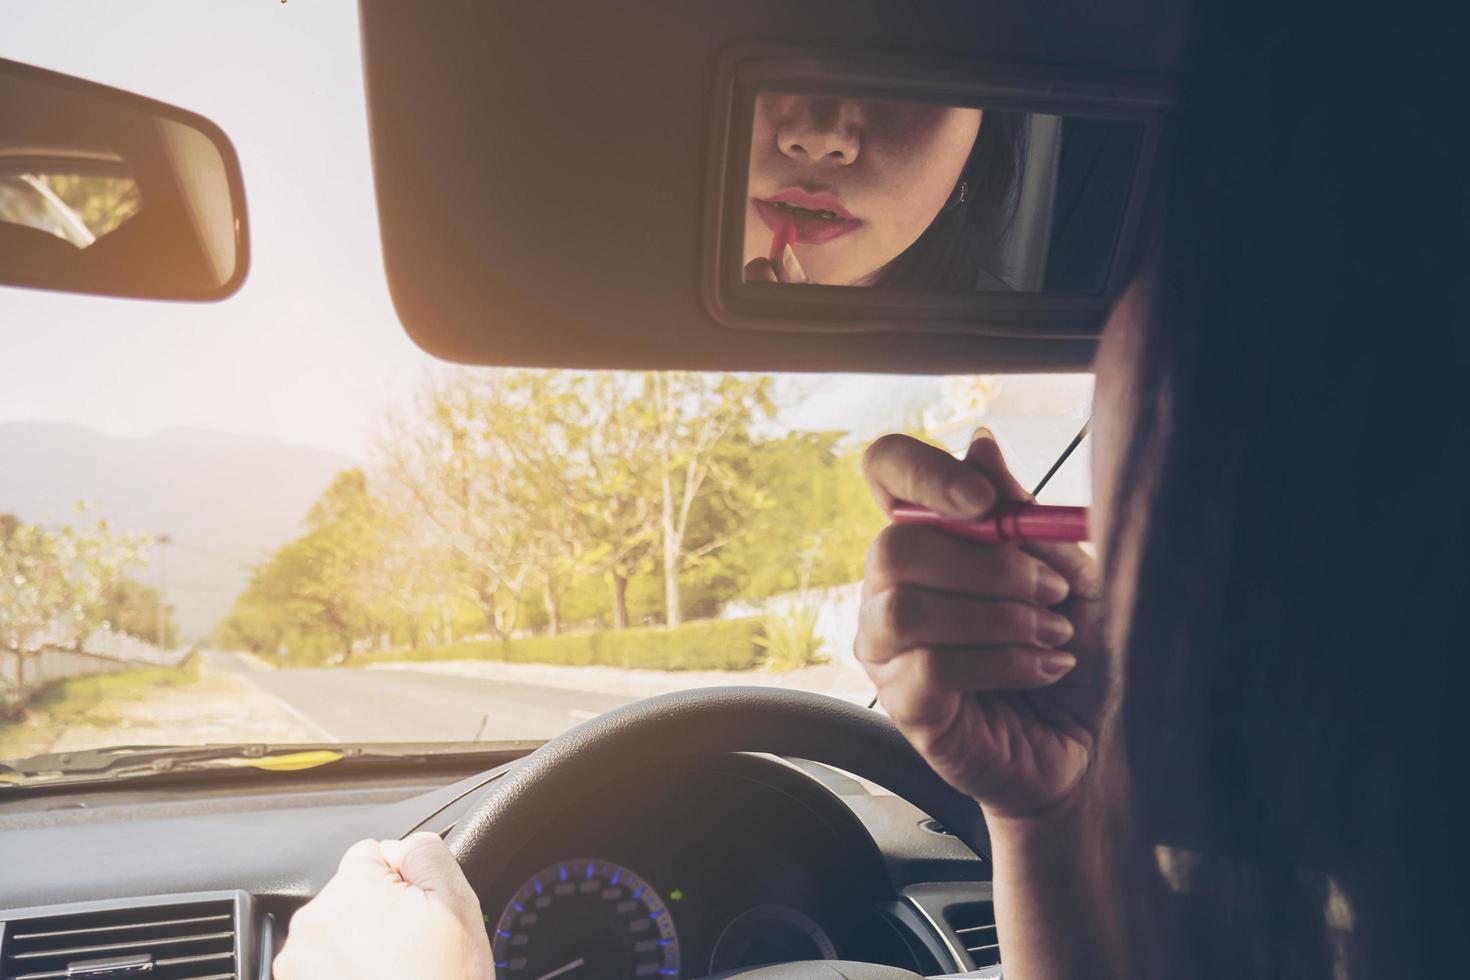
0;629;189;705
79;628;185;667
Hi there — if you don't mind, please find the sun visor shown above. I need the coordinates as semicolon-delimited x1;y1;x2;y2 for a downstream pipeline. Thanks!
359;0;1187;372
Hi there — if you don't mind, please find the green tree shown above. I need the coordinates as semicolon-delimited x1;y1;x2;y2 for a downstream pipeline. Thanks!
218;367;883;663
503;372;659;631
379;373;541;638
649;372;774;626
98;578;180;648
215;470;385;662
0;508;145;707
678;434;882;613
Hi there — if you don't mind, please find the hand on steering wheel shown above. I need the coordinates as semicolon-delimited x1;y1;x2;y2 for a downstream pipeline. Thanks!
274;832;495;980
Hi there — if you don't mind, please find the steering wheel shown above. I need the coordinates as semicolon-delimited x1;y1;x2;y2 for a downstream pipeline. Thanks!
444;686;991;980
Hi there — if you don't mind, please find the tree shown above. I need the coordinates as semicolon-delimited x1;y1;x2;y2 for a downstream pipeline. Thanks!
215;470;385;662
357;483;467;649
214;366;882;661
714;435;883;597
649;372;774;626
503;372;659;630
378;373;541;638
0;508;144;708
98;578;180;648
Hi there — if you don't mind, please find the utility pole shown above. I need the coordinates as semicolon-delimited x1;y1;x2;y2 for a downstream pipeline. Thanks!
156;533;173;649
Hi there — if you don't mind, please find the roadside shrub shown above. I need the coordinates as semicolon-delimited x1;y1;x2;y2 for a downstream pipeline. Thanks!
358;617;767;672
503;632;599;667
596;618;765;671
756;605;828;671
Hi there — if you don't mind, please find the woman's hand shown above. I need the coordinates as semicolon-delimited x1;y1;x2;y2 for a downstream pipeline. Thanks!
273;832;495;980
857;431;1113;820
743;244;808;283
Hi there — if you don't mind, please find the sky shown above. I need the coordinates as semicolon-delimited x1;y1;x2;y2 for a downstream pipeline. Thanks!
0;0;963;460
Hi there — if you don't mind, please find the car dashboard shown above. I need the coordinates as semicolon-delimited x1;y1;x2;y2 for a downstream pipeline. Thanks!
0;752;1001;979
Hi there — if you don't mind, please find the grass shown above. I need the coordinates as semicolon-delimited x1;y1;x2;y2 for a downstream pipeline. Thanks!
0;654;200;759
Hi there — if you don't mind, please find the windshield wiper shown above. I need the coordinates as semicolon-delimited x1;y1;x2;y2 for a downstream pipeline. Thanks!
0;740;540;791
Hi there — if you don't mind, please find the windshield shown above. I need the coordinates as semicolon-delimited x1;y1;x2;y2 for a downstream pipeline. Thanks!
0;5;1091;767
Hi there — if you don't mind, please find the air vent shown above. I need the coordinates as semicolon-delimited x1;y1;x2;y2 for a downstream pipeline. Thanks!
1;898;238;980
943;900;1001;968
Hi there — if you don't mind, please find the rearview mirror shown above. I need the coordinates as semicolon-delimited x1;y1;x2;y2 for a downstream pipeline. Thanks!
0;58;248;301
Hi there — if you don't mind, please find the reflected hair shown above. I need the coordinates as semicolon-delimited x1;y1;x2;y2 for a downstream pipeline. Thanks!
873;110;1026;291
1104;0;1467;977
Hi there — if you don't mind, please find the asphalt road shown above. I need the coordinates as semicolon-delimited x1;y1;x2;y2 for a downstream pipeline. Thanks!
206;651;636;743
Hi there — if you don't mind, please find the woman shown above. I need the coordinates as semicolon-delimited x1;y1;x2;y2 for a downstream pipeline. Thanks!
275;1;1464;976
742;93;1024;289
857;1;1465;975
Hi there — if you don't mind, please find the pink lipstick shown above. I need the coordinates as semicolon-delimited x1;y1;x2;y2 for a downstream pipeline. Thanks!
768;215;797;264
890;503;1090;544
753;187;860;245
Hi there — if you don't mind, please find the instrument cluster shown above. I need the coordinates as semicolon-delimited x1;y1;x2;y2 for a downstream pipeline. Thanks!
479;761;928;979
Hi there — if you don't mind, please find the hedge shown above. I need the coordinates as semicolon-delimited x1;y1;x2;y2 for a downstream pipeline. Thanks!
364;617;768;672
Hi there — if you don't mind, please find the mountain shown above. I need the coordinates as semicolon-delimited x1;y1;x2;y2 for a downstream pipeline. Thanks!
0;423;356;639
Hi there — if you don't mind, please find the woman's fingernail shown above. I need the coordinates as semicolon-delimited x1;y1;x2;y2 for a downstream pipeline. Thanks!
781;244;807;283
1035;566;1070;605
970;425;995;443
946;475;993;515
1039;652;1077;678
1036;611;1075;648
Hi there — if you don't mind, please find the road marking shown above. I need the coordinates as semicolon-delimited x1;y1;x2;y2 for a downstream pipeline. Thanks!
269;694;341;743
228;671;341;743
567;709;599;721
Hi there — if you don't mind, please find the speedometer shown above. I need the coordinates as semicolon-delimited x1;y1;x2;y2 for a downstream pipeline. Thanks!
491;859;681;979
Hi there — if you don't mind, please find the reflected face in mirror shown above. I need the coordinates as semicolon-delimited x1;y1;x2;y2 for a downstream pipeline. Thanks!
744;93;981;286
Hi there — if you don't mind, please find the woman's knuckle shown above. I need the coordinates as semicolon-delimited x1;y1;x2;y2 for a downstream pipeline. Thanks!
290;900;326;932
962;543;1001;581
908;647;945;687
881;586;926;639
1016;604;1041;638
982;601;1028;639
992;645;1028;674
862;531;889;581
873;522;918;572
862;433;902;474
1012;555;1046;598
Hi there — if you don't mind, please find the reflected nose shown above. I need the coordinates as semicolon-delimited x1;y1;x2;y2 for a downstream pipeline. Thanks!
776;98;861;166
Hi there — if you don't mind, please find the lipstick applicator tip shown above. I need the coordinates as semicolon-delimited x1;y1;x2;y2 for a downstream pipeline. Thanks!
768;215;798;265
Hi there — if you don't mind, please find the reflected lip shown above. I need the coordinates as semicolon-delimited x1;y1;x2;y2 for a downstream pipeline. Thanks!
753;188;860;245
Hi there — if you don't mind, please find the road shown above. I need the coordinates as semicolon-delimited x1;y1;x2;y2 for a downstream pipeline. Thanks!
205;651;637;743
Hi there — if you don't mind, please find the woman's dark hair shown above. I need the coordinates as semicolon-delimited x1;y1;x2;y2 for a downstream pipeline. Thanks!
874;110;1026;290
1105;1;1466;976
